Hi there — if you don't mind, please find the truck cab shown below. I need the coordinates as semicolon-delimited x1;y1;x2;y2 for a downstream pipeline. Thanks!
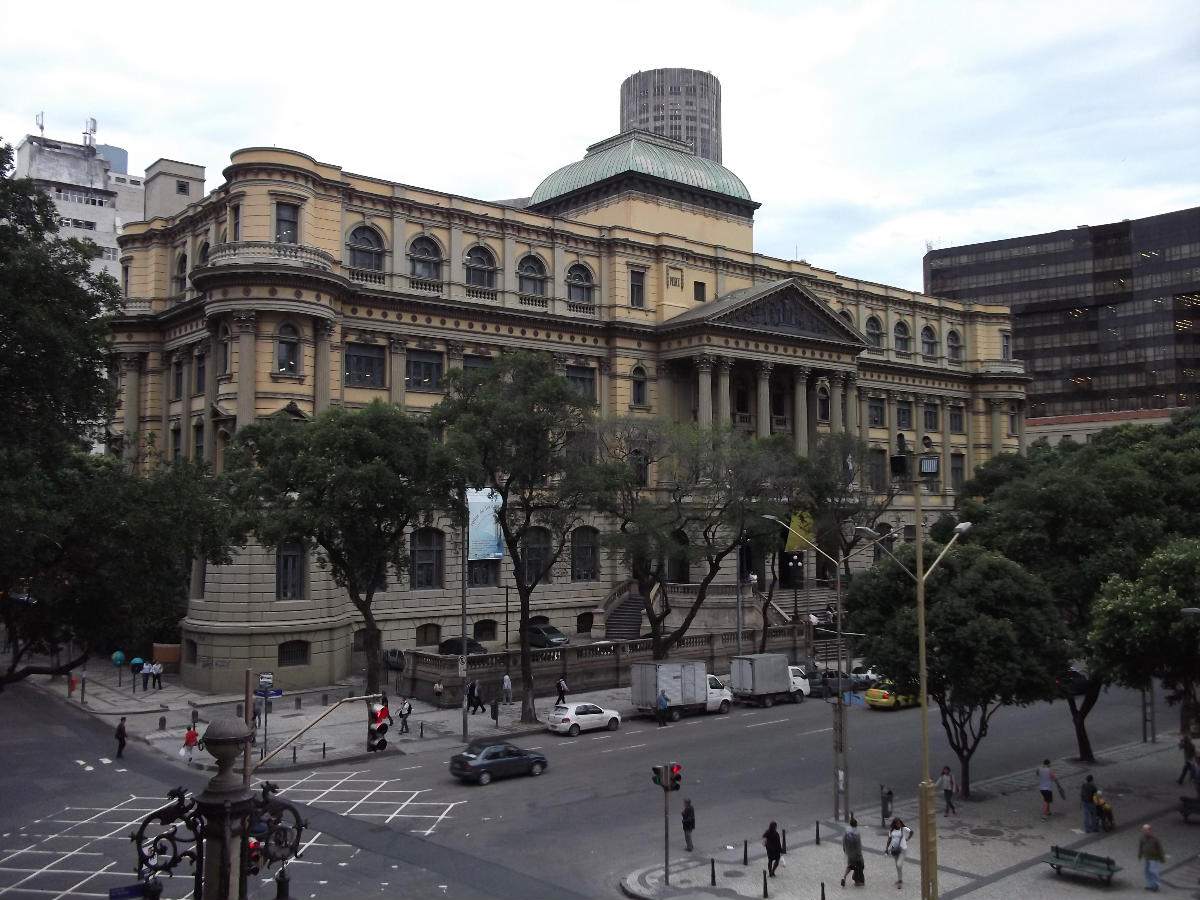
706;674;733;713
788;665;812;697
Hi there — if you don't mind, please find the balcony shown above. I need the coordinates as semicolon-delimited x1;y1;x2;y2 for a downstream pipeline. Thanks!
203;241;335;272
348;267;386;286
408;277;442;295
465;286;498;302
977;358;1027;376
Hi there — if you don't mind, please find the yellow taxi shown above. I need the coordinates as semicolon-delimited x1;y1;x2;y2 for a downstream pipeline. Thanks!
864;682;919;709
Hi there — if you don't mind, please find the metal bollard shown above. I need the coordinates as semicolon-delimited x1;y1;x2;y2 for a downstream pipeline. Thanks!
191;708;199;725
820;883;826;899
711;858;716;886
321;693;329;706
275;865;290;899
292;746;296;763
762;870;768;898
880;785;894;828
782;829;787;853
294;696;301;710
420;721;424;738
743;839;749;866
158;715;166;731
322;742;326;759
815;820;820;844
236;702;244;719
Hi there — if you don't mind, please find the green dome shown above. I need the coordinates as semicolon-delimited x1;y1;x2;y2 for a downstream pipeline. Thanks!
531;131;752;206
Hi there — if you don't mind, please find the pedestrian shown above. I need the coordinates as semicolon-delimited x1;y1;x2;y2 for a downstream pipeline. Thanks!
1080;774;1099;833
886;817;912;888
502;672;512;705
935;765;957;817
656;688;670;727
398;696;412;734
1036;758;1063;820
152;660;163;689
555;677;568;704
471;680;486;714
115;717;127;758
762;821;782;877
841;816;865;887
1178;733;1196;784
252;695;263;729
183;726;200;766
141;662;151;692
432;679;443;704
1137;822;1164;891
681;798;695;851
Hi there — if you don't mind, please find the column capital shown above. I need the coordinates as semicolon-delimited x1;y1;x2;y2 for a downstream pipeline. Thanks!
597;358;612;374
232;311;257;332
792;365;811;381
695;354;715;373
757;361;774;378
317;319;335;339
193;339;210;357
656;361;673;379
120;352;142;372
988;398;1007;410
716;356;733;373
446;340;465;361
389;335;408;352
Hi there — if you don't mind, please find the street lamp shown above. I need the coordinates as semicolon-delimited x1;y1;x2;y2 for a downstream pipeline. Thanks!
857;518;971;900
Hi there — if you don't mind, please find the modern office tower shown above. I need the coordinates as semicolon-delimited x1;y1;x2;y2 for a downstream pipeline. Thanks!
620;68;722;163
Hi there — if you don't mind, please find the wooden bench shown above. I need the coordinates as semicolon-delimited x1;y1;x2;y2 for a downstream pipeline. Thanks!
1180;795;1200;822
1041;845;1121;885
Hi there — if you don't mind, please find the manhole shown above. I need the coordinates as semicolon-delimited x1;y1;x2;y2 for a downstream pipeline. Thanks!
970;827;1004;837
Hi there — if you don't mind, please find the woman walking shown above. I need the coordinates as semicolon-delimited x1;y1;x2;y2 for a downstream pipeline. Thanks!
886;817;913;888
935;765;957;816
762;821;782;877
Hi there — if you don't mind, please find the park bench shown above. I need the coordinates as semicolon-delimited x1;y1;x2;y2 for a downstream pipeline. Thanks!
1180;795;1200;822
1041;845;1121;885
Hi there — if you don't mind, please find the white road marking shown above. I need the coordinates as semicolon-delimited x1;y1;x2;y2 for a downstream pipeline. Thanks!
745;718;789;728
601;743;647;753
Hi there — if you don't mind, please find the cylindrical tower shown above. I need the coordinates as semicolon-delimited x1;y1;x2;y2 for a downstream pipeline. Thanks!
619;68;722;163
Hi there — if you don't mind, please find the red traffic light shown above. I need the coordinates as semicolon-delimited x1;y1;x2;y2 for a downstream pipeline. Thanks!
669;762;682;791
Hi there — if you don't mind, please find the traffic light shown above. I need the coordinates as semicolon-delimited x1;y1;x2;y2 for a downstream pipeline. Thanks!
669;762;682;791
367;701;388;752
651;765;665;787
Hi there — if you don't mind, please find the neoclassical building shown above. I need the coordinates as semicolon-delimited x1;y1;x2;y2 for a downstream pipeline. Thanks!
111;130;1027;691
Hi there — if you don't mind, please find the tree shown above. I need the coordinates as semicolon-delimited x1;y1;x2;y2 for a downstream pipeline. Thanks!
435;352;619;723
846;541;1066;796
0;452;232;687
1089;538;1200;733
224;401;457;694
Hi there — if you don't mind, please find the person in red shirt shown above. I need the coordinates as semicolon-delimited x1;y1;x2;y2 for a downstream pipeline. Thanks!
183;726;200;766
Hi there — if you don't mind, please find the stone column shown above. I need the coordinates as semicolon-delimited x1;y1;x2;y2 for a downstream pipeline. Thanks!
756;362;773;439
989;399;1005;456
716;357;732;426
120;353;142;467
807;378;820;450
792;366;810;457
914;393;926;457
830;373;845;432
965;398;976;484
939;398;953;494
1017;399;1027;453
233;311;257;431
697;356;713;427
198;337;217;461
502;234;518;298
886;391;899;456
656;362;674;423
160;353;171;458
314;319;333;413
388;336;407;409
180;352;193;455
449;227;464;289
597;358;611;419
845;375;859;436
858;386;870;442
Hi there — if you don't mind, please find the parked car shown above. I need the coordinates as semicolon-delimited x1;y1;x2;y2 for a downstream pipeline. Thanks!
384;648;406;671
546;702;621;735
808;669;853;698
1055;667;1089;695
524;623;570;648
438;637;488;656
850;666;880;690
864;682;919;709
449;740;547;785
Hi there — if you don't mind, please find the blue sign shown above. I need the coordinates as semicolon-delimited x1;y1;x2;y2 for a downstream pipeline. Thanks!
254;689;283;698
109;884;147;900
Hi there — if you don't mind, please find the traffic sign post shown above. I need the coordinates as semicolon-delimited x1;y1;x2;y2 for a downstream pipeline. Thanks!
254;687;283;753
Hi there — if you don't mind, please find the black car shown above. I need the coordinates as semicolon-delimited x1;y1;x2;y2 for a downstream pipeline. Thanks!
438;637;488;656
449;740;547;785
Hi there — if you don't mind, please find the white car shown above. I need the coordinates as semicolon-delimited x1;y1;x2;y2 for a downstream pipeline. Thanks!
546;702;621;736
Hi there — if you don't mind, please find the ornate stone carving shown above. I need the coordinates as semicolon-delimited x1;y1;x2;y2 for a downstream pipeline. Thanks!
721;289;843;339
232;311;256;332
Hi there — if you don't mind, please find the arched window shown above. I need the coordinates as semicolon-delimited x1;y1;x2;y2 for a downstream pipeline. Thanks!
631;365;648;406
411;528;445;589
276;323;300;374
817;386;830;422
473;619;497;642
566;264;594;304
198;242;210;265
278;640;310;667
865;316;883;348
465;246;496;288
946;330;963;361
517;255;547;296
921;325;938;357
174;252;188;294
838;309;854;327
409;236;441;280
893;320;911;353
348;226;384;270
415;623;440;646
523;526;552;583
572;526;600;582
629;447;649;487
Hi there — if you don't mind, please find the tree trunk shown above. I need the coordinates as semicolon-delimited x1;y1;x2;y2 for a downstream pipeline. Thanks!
1067;679;1102;762
517;588;538;724
959;755;971;799
356;594;382;694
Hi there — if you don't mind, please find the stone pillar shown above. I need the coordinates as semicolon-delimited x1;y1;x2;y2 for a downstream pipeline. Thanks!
792;366;810;457
914;393;926;457
198;337;217;461
597;359;611;419
449;227;464;289
446;340;464;369
233;312;257;431
656;362;674;423
965;398;976;484
989;399;1005;456
1017;399;1027;453
120;353;142;467
716;358;732;426
939;398;953;494
697;356;713;427
502;234;518;298
314;319;333;413
886;390;899;457
160;353;172;458
807;378;820;450
388;337;407;409
858;386;870;442
756;362;773;439
845;375;858;436
180;352;193;455
830;373;845;432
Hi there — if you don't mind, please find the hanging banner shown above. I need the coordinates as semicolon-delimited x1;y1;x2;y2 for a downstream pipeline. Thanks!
467;488;504;560
784;512;815;552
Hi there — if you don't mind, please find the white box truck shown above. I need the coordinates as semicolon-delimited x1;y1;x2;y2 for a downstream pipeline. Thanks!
729;653;810;706
630;661;732;720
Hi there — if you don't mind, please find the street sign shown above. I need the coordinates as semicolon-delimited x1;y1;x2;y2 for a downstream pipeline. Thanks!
108;884;147;900
258;672;275;689
254;689;283;698
457;655;467;678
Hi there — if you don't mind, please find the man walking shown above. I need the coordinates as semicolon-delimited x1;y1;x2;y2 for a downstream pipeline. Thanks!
398;696;412;734
681;799;695;851
1137;823;1164;891
1080;774;1099;832
555;677;568;704
1036;758;1062;820
502;672;512;705
115;717;127;758
656;689;670;727
1178;733;1196;784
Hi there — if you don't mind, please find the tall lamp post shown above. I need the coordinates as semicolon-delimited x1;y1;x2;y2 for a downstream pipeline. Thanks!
857;518;972;900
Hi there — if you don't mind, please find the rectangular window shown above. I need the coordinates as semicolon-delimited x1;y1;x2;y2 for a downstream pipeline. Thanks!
102;247;119;261
173;359;184;399
122;265;130;297
693;281;706;303
345;344;386;388
276;543;304;600
868;448;887;492
275;202;299;243
468;559;500;587
176;180;190;195
193;423;204;459
411;531;444;589
629;269;646;308
406;350;443;392
1001;332;1012;360
897;401;913;430
463;355;493;371
278;640;310;666
566;365;595;400
923;403;939;431
194;354;206;395
949;406;965;433
868;398;885;427
232;204;241;242
171;428;182;461
951;453;965;492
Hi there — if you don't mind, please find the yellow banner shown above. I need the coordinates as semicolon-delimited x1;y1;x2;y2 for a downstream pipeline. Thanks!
785;512;814;552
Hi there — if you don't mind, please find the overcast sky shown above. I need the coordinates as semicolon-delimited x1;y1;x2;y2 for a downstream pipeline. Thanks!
4;0;1197;292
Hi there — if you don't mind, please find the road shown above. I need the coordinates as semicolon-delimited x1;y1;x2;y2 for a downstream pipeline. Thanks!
0;680;1148;898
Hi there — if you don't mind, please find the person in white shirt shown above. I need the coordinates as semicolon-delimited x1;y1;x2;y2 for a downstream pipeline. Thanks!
502;672;512;704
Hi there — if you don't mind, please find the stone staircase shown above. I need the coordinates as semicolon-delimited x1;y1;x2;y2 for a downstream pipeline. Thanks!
604;596;645;640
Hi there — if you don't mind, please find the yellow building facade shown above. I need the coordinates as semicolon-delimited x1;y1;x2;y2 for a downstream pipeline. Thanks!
112;131;1027;691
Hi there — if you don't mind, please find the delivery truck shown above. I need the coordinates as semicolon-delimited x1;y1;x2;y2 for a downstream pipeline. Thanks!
729;653;810;706
630;661;732;720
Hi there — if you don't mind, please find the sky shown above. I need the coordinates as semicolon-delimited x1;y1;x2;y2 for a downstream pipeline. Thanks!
3;0;1197;292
